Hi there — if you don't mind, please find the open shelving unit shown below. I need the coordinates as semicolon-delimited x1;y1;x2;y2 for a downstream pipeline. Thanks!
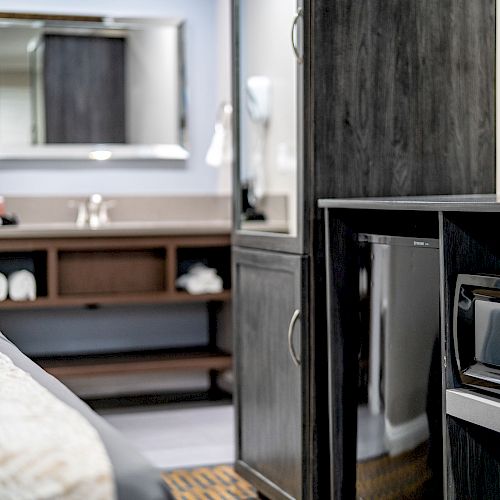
38;347;232;378
0;233;232;389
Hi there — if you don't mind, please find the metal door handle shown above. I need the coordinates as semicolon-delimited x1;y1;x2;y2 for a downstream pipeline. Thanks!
288;309;301;366
291;8;304;65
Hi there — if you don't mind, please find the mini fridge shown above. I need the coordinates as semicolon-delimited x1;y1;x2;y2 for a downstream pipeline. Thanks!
355;234;443;498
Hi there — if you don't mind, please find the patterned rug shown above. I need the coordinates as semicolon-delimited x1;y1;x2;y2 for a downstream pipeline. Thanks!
163;464;257;499
163;445;431;500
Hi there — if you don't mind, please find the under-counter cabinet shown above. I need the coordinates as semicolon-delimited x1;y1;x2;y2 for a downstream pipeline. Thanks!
233;248;307;500
0;233;231;396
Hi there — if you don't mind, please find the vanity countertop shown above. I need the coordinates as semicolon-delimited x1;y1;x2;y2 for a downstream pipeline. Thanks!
318;194;500;212
0;195;232;238
0;220;231;239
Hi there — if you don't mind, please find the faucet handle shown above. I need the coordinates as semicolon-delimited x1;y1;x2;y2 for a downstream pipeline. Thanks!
68;200;88;227
98;200;116;225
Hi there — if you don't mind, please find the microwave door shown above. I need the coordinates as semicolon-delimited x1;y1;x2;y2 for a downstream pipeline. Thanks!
475;300;500;367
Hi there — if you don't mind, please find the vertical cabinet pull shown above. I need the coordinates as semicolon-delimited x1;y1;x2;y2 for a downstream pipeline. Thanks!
287;309;301;366
291;8;304;65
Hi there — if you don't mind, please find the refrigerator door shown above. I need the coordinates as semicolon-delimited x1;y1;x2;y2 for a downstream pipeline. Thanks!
356;235;442;498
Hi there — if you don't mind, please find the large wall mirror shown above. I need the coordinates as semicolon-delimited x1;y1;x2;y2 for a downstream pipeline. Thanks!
0;14;188;160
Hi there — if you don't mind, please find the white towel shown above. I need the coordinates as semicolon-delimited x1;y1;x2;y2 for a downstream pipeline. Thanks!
176;263;223;295
0;273;7;301
8;270;36;301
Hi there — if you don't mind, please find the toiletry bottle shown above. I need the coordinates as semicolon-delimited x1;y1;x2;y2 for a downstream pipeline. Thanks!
0;196;19;226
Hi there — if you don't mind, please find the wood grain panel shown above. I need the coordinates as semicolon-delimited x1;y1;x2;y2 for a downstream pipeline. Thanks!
447;416;500;499
312;0;495;200
57;248;166;295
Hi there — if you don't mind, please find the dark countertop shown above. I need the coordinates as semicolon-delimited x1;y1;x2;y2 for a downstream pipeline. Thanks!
318;194;500;212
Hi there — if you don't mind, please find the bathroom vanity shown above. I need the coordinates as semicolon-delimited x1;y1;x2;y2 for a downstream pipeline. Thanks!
0;196;232;398
320;195;500;499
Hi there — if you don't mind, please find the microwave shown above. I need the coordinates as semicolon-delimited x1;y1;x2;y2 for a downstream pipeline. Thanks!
454;274;500;395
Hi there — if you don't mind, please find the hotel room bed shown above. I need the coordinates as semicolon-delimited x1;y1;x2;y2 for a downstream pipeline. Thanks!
0;332;173;500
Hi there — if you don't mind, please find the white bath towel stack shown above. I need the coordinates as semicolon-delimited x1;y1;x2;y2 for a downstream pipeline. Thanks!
0;273;7;301
8;270;36;301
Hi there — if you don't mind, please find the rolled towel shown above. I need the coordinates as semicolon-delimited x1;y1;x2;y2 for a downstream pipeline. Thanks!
8;270;36;301
0;273;7;301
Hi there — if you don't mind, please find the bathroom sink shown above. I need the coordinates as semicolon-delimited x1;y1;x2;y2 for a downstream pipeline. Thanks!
0;195;232;238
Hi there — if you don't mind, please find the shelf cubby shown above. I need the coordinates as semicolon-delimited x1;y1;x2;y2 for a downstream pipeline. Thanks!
0;250;49;297
57;247;167;296
176;245;231;291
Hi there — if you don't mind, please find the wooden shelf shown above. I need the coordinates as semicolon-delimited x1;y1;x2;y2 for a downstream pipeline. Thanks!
0;297;53;309
0;290;231;309
171;290;232;303
0;233;231;308
0;234;232;397
36;348;232;378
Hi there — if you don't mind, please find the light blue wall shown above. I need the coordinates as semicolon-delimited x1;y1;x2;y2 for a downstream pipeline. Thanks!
0;0;221;195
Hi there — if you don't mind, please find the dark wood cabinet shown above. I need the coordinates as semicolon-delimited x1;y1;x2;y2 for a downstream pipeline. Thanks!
233;248;306;500
321;200;500;500
233;0;495;498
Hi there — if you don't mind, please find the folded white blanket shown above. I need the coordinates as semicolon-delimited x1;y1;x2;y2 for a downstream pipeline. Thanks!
8;270;36;301
0;352;115;500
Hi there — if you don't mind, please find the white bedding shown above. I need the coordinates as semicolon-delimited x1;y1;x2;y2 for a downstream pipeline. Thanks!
0;352;116;500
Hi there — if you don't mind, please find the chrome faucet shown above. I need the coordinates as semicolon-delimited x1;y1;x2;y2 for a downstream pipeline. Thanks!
70;194;115;228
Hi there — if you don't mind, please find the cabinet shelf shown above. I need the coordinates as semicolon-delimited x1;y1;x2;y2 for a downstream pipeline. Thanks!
35;348;232;378
0;290;231;309
170;290;231;303
0;233;232;398
0;298;53;309
0;234;231;307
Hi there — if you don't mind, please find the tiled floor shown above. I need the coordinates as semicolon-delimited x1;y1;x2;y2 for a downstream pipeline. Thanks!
100;403;234;470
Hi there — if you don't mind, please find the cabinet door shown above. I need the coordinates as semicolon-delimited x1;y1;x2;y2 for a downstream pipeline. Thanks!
233;248;306;499
232;0;306;254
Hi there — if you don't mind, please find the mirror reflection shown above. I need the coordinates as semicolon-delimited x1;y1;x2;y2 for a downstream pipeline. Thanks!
238;0;298;235
0;16;187;157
